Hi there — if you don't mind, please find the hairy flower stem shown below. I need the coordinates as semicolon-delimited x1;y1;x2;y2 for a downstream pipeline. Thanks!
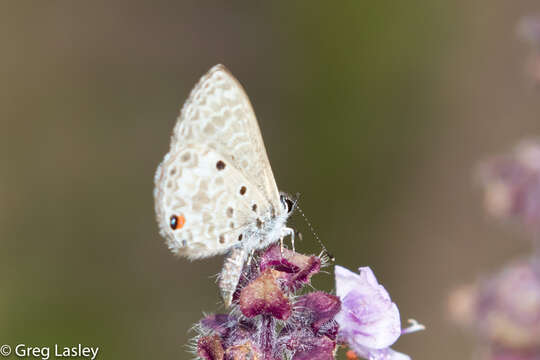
261;315;275;360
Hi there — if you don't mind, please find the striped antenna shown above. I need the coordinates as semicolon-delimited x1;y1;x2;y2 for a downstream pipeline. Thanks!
294;193;334;261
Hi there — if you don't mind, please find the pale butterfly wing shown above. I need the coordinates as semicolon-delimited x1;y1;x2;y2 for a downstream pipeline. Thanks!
154;143;270;258
171;64;281;209
154;64;283;259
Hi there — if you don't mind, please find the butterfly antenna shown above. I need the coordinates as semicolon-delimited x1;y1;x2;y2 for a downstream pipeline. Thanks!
294;193;335;262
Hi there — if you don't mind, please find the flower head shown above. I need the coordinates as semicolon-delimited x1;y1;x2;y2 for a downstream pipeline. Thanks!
517;16;540;49
517;16;540;85
450;258;540;352
335;266;423;360
479;140;540;228
194;248;423;360
195;244;338;360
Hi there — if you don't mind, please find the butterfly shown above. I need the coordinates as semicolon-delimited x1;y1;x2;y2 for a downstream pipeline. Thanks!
153;64;296;306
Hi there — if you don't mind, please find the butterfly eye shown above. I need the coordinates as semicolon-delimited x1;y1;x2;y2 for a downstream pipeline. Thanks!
170;214;185;230
285;198;294;213
280;195;295;214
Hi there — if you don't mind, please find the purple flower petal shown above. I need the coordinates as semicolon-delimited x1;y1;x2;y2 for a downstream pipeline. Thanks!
239;268;292;320
295;291;341;337
284;330;335;360
335;266;401;350
335;266;392;301
260;244;321;290
200;314;231;337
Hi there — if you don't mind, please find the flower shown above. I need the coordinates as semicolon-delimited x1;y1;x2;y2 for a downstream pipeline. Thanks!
239;268;292;320
450;138;540;360
517;16;540;85
335;266;424;360
450;257;540;353
194;248;424;360
479;140;540;228
195;244;339;360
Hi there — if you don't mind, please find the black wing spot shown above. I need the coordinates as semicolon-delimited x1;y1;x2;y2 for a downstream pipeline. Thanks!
252;204;257;212
239;186;247;195
238;234;243;241
216;160;226;170
170;215;178;230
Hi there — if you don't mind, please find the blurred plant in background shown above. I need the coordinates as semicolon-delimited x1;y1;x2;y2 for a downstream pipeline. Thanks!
450;141;540;360
449;16;540;359
517;16;540;86
193;244;422;360
479;140;540;234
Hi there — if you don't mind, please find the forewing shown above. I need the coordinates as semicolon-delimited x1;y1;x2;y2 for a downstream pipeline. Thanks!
154;144;269;259
171;64;281;211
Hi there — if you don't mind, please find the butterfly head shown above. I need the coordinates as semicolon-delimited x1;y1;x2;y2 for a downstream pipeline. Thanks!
280;193;297;215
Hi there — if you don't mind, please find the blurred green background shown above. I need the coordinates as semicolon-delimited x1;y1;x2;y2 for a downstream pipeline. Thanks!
2;1;540;359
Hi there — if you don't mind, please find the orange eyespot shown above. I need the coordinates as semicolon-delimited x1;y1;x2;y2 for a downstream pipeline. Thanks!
170;214;185;230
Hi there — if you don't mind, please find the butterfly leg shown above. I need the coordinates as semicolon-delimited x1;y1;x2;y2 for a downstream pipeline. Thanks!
246;249;255;266
281;227;295;252
219;246;248;307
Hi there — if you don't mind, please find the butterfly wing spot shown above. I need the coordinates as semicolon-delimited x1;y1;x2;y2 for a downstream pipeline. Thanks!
219;234;225;244
170;214;185;230
256;218;263;229
212;114;225;128
229;222;235;229
192;189;210;212
239;186;247;195
214;176;224;186
170;215;178;229
238;234;243;241
203;123;216;135
178;149;198;168
177;215;186;229
202;212;212;223
216;160;226;170
206;224;215;237
174;196;186;208
252;204;257;212
199;179;209;192
226;207;234;217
